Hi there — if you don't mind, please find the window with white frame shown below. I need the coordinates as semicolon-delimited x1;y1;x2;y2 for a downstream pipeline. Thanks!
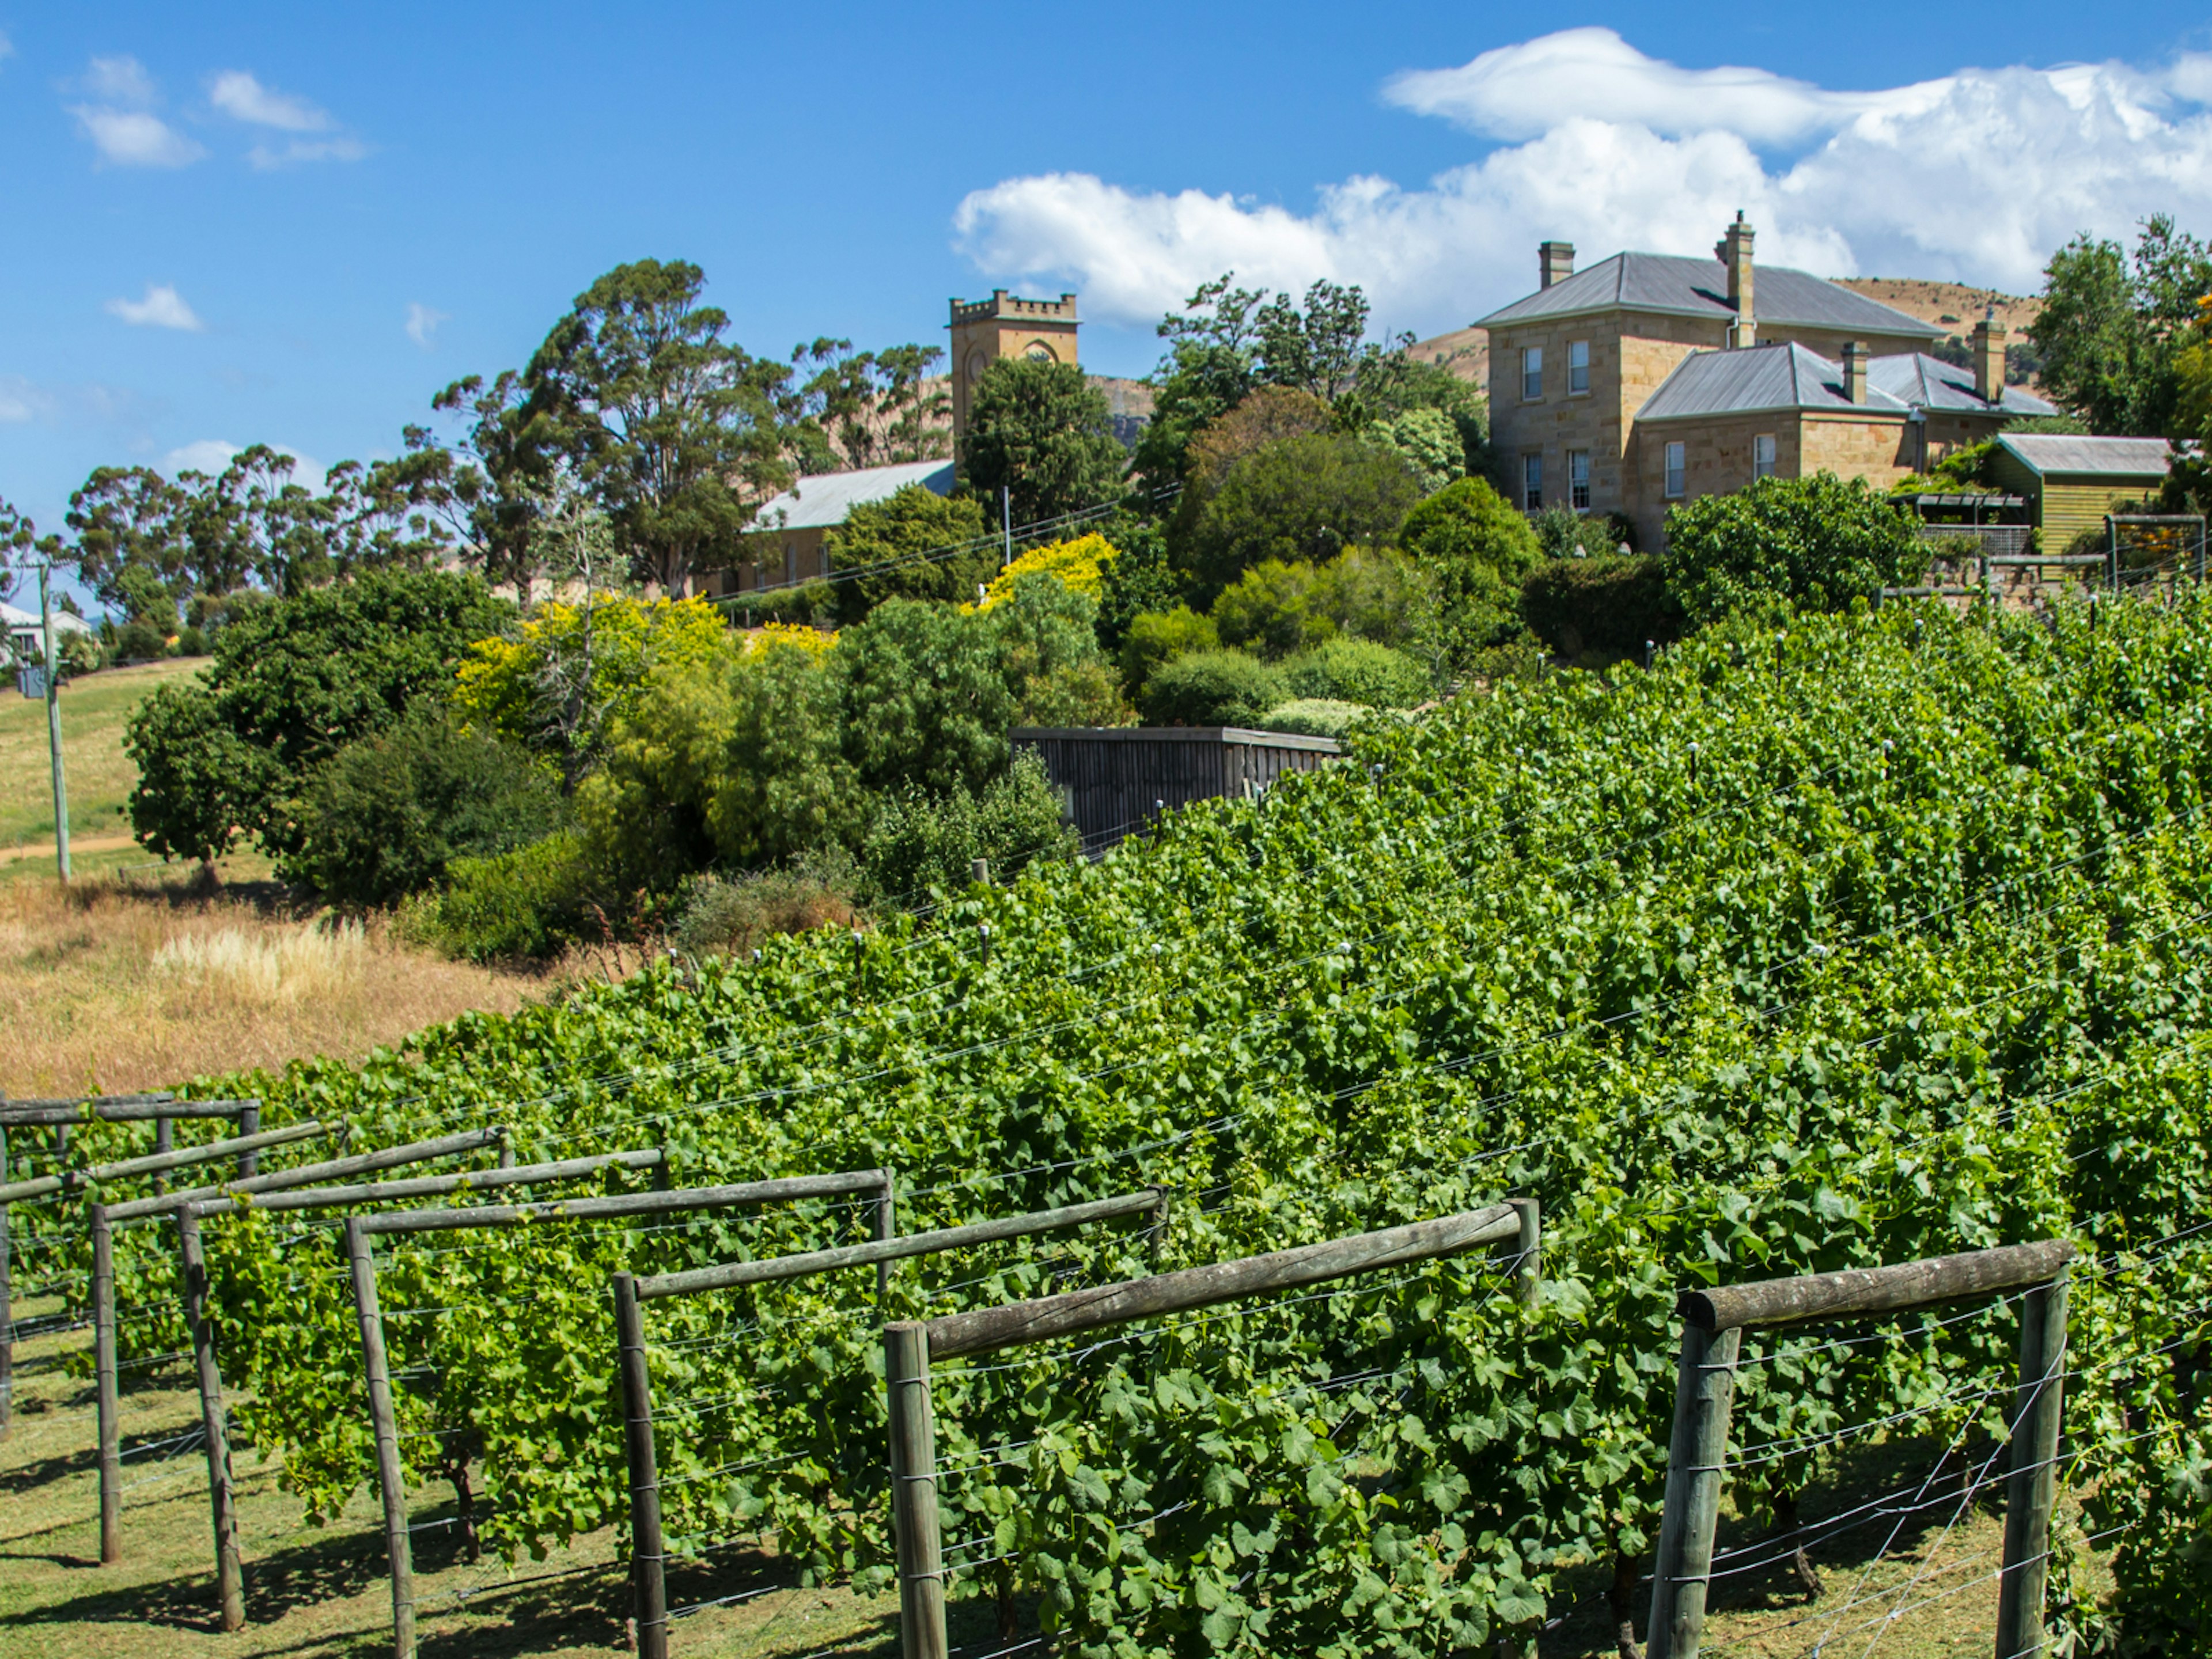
1664;441;1686;499
1568;450;1591;511
1521;346;1543;400
1753;433;1777;479
1568;340;1590;395
1522;453;1543;510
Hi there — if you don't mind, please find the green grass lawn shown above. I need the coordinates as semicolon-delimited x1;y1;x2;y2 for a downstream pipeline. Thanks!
0;658;206;852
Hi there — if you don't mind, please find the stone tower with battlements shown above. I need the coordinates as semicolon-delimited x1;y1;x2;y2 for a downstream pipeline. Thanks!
948;290;1080;474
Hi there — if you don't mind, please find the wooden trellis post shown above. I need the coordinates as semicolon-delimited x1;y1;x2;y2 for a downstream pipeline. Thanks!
1645;1239;2076;1659
887;1200;1536;1659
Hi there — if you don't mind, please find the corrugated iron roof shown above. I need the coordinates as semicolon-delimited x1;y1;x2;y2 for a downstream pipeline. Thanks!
1996;434;2173;478
1476;252;1940;339
752;459;955;532
1;602;95;635
1868;354;2056;416
1636;343;1910;421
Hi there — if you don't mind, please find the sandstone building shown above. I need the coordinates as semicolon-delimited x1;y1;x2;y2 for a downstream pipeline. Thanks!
1477;217;2054;548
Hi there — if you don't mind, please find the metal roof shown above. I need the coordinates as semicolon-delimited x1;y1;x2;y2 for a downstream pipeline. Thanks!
1476;252;1940;339
1635;343;1911;421
1995;434;2173;478
752;459;955;533
1866;354;2056;417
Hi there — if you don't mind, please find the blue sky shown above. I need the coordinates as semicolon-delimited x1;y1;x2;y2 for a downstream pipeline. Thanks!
5;2;2211;565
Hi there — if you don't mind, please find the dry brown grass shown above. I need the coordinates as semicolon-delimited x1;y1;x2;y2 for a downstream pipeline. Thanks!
0;869;536;1097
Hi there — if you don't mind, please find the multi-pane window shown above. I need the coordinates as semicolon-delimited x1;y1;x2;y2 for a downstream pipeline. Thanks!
1568;450;1591;510
1664;442;1686;499
1753;433;1777;479
1569;340;1590;395
1521;346;1543;400
1522;453;1543;511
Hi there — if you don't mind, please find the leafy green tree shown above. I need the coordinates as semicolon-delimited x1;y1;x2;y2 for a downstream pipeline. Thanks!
289;706;565;905
782;340;951;474
1658;472;1923;626
122;571;515;865
1252;279;1378;403
2031;216;2212;435
820;484;993;624
64;467;190;607
122;682;272;869
989;573;1130;726
512;259;794;592
1130;276;1265;502
959;357;1127;528
1092;517;1181;652
1397;477;1543;664
1177;434;1419;602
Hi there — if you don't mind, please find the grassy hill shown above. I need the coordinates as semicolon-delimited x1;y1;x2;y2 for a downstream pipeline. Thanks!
0;657;204;869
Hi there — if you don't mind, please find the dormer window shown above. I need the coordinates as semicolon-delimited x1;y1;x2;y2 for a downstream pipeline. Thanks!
1569;340;1590;396
1521;346;1543;401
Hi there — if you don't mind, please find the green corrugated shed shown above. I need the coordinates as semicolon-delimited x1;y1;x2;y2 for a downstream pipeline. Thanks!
1993;434;2173;550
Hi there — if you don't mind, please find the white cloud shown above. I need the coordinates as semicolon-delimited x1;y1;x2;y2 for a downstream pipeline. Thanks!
82;55;158;107
405;302;448;348
71;105;203;168
954;30;2212;334
208;69;363;167
209;69;329;131
69;55;204;168
106;282;204;331
160;440;325;493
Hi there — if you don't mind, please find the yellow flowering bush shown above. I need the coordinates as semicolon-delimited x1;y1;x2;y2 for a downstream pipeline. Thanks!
452;594;731;762
743;621;838;659
967;533;1118;612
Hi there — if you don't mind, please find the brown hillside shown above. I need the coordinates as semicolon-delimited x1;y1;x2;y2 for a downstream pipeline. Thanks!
1834;277;2040;342
1407;324;1490;390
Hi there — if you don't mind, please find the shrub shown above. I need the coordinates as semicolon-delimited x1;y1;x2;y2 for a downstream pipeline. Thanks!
990;575;1132;727
1313;546;1434;653
972;533;1118;611
1282;637;1431;707
1175;434;1421;602
859;752;1074;901
726;579;836;630
1530;505;1630;559
452;593;729;781
1256;698;1366;740
1520;555;1684;659
671;857;861;960
1658;472;1926;626
287;707;566;907
1211;560;1336;657
1138;649;1288;727
1093;519;1181;653
400;831;596;963
1118;607;1219;698
1397;477;1543;665
113;619;169;662
174;625;208;657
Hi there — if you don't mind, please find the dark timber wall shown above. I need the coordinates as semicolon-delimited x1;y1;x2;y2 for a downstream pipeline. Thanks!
1010;726;1342;851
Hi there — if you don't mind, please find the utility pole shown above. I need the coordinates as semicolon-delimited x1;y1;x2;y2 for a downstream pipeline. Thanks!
1001;487;1012;570
39;560;70;883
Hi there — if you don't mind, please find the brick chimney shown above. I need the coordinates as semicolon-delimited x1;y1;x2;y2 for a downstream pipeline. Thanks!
1841;341;1868;405
1971;307;2007;404
1539;240;1575;290
1717;211;1756;347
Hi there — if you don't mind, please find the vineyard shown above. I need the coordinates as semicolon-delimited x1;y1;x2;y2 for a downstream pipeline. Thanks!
5;591;2212;1658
